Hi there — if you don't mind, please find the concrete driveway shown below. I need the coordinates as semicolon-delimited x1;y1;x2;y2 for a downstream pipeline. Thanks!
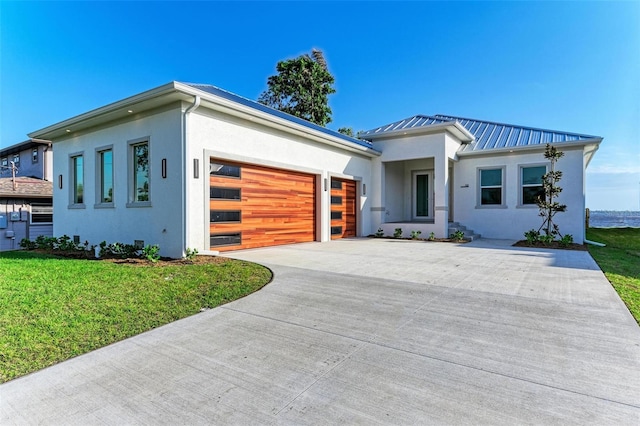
2;238;639;424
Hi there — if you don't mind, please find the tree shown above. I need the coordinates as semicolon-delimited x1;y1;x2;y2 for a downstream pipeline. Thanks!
258;49;336;126
337;127;354;137
537;144;567;238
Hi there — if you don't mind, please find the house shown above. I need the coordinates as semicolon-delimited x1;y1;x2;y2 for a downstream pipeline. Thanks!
0;139;53;251
28;82;601;258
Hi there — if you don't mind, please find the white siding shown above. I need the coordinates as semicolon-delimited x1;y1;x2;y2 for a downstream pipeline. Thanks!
53;107;185;258
453;147;587;243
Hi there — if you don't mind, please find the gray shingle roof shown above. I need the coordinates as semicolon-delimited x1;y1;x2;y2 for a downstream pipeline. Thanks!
184;83;374;150
0;177;52;198
360;114;601;152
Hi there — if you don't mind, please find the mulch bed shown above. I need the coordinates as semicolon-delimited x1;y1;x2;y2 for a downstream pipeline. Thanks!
512;240;588;251
28;249;227;266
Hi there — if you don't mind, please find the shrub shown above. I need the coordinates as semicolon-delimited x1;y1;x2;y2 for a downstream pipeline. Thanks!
142;244;161;263
539;234;555;245
524;229;540;245
19;238;36;250
450;230;465;242
375;228;385;238
34;235;56;250
560;234;574;247
185;247;198;261
393;228;403;238
428;232;435;241
410;230;422;240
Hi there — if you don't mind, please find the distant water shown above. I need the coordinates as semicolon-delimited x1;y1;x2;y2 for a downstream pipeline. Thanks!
589;211;640;228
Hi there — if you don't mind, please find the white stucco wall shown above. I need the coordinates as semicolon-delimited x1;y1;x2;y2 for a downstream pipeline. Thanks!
186;106;375;252
52;107;185;257
453;146;587;243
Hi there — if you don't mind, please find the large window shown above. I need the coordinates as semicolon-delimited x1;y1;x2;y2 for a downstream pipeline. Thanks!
98;148;113;203
521;165;546;205
32;148;39;164
132;142;149;203
12;154;20;167
71;154;84;205
479;168;503;206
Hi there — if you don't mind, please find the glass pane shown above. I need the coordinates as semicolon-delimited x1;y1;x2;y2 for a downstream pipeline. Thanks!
101;150;113;202
523;186;544;205
210;210;241;223
331;211;343;220
416;174;429;217
73;156;83;204
522;166;545;185
210;233;241;247
331;226;343;235
210;187;241;200
210;162;240;178
480;169;502;187
331;196;342;205
134;143;149;202
481;188;502;205
331;179;342;189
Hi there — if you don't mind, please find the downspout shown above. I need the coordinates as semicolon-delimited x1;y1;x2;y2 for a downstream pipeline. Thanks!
43;142;51;181
182;95;201;257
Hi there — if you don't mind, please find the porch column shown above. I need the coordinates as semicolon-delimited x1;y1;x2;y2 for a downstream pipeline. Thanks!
434;155;449;238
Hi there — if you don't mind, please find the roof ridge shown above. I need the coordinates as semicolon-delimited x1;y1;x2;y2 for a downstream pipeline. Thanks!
434;114;599;139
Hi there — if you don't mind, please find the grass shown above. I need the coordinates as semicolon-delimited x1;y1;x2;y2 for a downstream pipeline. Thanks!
586;227;640;324
0;251;271;383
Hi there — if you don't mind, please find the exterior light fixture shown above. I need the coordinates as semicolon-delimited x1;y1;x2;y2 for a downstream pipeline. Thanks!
66;129;71;133
161;158;167;178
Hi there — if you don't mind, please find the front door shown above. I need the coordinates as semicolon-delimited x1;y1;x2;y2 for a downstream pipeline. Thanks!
413;171;432;220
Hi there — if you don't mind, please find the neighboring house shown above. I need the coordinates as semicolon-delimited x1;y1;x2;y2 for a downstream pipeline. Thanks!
0;139;54;251
28;82;601;258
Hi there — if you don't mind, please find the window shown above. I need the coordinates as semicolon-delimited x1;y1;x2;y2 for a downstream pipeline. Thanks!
1;158;6;167
71;155;84;205
479;168;503;206
129;140;151;207
210;187;241;200
331;211;343;220
210;161;240;178
32;148;39;164
30;204;52;224
331;226;343;235
521;165;546;205
98;149;113;203
12;154;20;166
331;196;342;205
210;233;241;247
210;210;241;223
331;180;342;189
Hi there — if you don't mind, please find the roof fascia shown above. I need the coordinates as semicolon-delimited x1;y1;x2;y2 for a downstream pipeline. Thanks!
457;138;603;157
28;82;183;140
0;139;52;156
362;121;474;143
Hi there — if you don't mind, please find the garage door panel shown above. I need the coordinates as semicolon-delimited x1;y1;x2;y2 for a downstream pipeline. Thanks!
210;159;316;251
330;178;357;239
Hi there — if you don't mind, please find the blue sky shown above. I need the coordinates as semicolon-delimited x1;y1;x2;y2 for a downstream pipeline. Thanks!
1;1;639;210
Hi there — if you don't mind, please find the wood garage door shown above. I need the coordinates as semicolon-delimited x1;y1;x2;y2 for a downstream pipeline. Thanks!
209;159;316;251
330;178;356;239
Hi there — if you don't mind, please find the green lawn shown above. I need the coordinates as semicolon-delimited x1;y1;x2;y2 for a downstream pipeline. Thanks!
0;251;271;383
586;228;640;325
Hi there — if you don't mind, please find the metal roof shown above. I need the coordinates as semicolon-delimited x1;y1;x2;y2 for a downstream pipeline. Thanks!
360;114;601;152
184;83;374;150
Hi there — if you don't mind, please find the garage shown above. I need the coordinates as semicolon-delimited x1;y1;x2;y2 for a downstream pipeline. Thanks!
209;159;316;251
330;178;357;239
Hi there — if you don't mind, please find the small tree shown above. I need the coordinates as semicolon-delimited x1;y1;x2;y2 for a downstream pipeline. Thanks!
258;49;336;126
537;144;567;239
337;127;354;137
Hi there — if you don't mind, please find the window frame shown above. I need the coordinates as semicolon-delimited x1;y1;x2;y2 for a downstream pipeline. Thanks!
30;203;53;225
476;166;506;208
12;153;20;167
127;138;151;207
32;148;39;164
69;152;85;208
95;145;114;208
518;163;548;208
